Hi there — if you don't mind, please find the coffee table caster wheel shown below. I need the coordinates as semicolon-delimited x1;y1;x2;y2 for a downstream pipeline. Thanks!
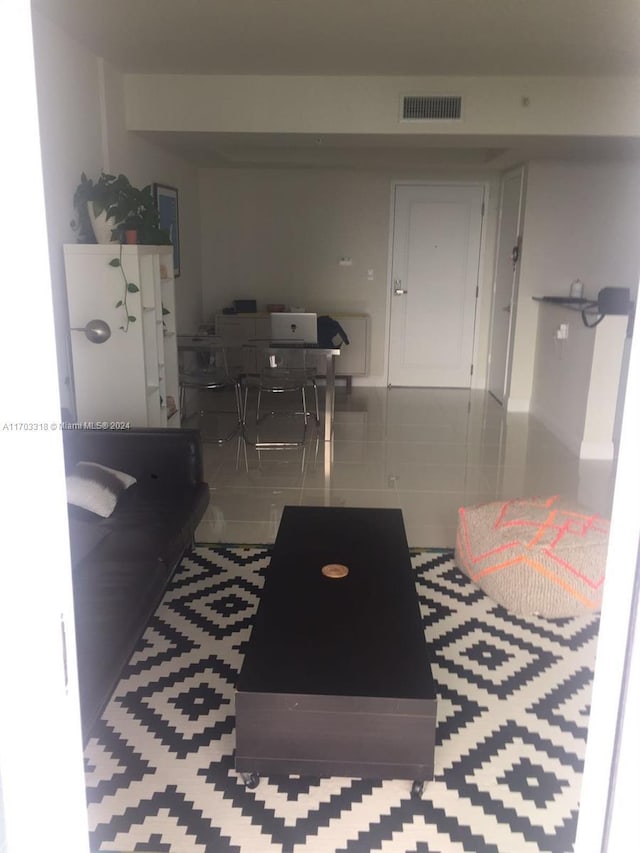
242;772;260;790
411;780;425;799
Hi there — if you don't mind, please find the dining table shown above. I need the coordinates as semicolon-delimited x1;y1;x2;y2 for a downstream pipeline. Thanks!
177;335;341;441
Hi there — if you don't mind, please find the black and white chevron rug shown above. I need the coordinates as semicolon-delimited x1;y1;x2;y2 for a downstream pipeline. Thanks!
84;547;599;853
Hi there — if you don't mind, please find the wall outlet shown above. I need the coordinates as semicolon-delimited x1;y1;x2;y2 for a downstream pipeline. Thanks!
367;269;374;280
338;257;353;266
556;323;569;340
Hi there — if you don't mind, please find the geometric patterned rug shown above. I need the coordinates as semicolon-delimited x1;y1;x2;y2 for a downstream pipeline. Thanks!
84;547;599;852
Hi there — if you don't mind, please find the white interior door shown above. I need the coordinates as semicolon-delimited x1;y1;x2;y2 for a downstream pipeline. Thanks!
388;183;484;387
487;167;526;404
1;3;90;850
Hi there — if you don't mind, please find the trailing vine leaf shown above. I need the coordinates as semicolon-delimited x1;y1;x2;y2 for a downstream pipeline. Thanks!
162;306;170;315
110;244;136;331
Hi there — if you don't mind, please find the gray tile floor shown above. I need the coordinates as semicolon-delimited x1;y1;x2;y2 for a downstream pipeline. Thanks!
190;385;617;547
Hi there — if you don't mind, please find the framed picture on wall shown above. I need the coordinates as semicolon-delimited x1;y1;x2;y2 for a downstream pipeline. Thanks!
154;183;180;277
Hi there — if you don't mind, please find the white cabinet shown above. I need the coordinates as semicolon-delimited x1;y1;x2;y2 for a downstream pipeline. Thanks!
215;312;369;381
64;244;180;427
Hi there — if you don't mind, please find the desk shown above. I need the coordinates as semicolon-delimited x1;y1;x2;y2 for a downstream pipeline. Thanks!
215;312;369;388
178;336;340;441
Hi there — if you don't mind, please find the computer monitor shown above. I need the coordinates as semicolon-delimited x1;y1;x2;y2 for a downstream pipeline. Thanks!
270;312;318;344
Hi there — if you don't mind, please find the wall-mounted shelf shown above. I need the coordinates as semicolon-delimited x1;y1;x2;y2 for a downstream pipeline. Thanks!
533;296;594;312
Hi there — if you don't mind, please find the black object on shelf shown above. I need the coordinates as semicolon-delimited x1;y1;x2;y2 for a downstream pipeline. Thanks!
596;287;632;316
582;287;632;328
233;299;257;313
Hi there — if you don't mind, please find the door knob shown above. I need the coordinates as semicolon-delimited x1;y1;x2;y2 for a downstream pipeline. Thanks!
71;319;112;343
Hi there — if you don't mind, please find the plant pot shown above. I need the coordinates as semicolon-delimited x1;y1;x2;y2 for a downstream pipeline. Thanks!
87;202;118;243
124;229;138;245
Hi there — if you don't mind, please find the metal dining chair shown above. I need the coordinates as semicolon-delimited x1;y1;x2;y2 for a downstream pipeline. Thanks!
241;346;319;448
179;344;243;443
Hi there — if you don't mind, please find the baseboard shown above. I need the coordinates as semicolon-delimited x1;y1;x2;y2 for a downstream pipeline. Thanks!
529;402;615;460
351;376;386;387
530;405;581;457
506;397;530;413
579;441;615;461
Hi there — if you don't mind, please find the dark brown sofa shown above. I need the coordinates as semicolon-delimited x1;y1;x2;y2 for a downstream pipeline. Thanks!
63;427;209;742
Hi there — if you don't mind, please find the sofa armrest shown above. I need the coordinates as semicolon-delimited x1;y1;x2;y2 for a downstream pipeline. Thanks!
63;428;204;488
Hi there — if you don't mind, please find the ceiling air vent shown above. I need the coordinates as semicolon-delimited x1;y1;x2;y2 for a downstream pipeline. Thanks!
402;95;462;121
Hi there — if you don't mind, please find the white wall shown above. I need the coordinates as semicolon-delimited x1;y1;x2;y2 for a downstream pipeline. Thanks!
99;61;203;333
199;168;499;385
509;159;640;412
31;13;203;413
125;74;640;138
31;13;104;411
530;305;628;458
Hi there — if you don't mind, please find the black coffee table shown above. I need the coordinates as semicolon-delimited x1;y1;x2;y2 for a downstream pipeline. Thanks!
235;506;437;795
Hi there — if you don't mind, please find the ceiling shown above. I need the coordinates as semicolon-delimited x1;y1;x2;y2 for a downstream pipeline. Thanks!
134;131;640;171
32;0;640;76
32;0;640;169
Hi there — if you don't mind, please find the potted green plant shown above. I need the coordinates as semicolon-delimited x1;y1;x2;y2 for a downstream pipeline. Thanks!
72;172;171;245
115;183;171;246
71;172;124;243
71;172;173;333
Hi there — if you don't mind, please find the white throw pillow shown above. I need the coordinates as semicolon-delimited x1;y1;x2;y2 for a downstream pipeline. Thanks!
66;461;136;518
